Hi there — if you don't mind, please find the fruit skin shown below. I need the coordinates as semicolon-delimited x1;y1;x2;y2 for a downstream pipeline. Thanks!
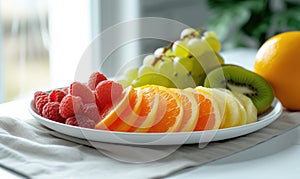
88;72;107;90
254;31;300;110
204;65;274;114
42;102;65;123
59;95;83;119
95;80;123;112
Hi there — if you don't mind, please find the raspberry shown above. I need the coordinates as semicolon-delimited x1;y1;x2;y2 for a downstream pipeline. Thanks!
70;82;95;104
42;102;65;123
87;72;107;90
82;103;100;123
95;80;123;112
34;91;47;105
59;95;83;119
75;114;96;128
61;87;69;94
65;116;78;126
35;94;49;115
49;89;67;102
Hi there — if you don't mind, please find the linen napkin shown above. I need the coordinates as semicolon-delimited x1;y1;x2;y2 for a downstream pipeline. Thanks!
1;110;300;179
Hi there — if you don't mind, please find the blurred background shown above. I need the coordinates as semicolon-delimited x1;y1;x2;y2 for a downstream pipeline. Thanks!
0;0;299;102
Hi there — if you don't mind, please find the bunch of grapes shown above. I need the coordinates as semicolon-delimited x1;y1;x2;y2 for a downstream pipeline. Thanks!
118;28;224;89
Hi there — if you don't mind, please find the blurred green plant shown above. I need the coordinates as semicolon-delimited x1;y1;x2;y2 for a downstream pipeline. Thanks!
206;0;300;49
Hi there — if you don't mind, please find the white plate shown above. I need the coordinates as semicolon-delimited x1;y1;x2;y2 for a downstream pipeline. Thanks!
29;99;283;146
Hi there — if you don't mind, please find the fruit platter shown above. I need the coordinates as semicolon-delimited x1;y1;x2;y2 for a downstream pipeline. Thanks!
29;28;283;145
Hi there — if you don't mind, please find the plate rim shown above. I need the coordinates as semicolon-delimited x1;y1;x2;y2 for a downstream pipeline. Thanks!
28;98;283;145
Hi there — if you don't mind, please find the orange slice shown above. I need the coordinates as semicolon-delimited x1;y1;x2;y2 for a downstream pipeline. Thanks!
187;87;221;131
94;86;133;130
101;87;143;132
130;85;161;132
145;85;183;133
109;88;144;132
171;89;199;132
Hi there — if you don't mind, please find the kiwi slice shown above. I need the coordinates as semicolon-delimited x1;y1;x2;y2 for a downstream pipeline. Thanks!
204;65;275;114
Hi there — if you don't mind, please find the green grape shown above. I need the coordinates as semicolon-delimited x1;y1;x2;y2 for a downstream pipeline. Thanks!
197;51;222;76
154;47;165;56
180;28;199;39
173;72;197;89
138;65;156;77
116;78;131;88
189;56;206;86
187;38;211;58
191;74;201;86
132;73;175;88
172;39;190;57
190;57;204;76
160;54;174;62
203;31;218;39
164;48;173;56
143;55;156;66
124;67;138;83
173;57;198;88
216;52;225;64
158;60;175;78
204;36;222;52
173;56;194;73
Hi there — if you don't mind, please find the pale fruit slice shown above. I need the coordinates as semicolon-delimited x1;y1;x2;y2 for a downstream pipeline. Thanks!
186;87;221;130
232;92;257;124
171;89;199;132
95;86;133;130
195;86;244;129
217;88;248;127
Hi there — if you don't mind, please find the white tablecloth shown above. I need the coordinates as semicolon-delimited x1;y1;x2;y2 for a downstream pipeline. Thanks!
0;99;300;179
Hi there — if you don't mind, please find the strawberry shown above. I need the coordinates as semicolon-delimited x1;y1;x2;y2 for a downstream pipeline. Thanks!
49;89;67;102
42;102;65;123
70;82;95;104
88;72;107;90
35;94;49;115
95;80;123;112
65;116;78;126
59;95;83;119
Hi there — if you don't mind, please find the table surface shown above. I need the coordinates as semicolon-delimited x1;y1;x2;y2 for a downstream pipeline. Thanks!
1;48;300;179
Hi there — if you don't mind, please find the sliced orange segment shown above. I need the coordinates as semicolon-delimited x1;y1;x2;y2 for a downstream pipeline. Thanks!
112;88;143;132
188;87;221;131
145;86;183;133
94;86;133;130
131;85;161;132
103;87;142;132
171;89;199;132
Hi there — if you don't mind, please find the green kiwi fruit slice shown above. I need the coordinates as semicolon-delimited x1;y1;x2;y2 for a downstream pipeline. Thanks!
204;65;275;114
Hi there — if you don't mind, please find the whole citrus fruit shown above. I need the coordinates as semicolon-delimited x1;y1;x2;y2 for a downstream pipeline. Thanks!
254;31;300;110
